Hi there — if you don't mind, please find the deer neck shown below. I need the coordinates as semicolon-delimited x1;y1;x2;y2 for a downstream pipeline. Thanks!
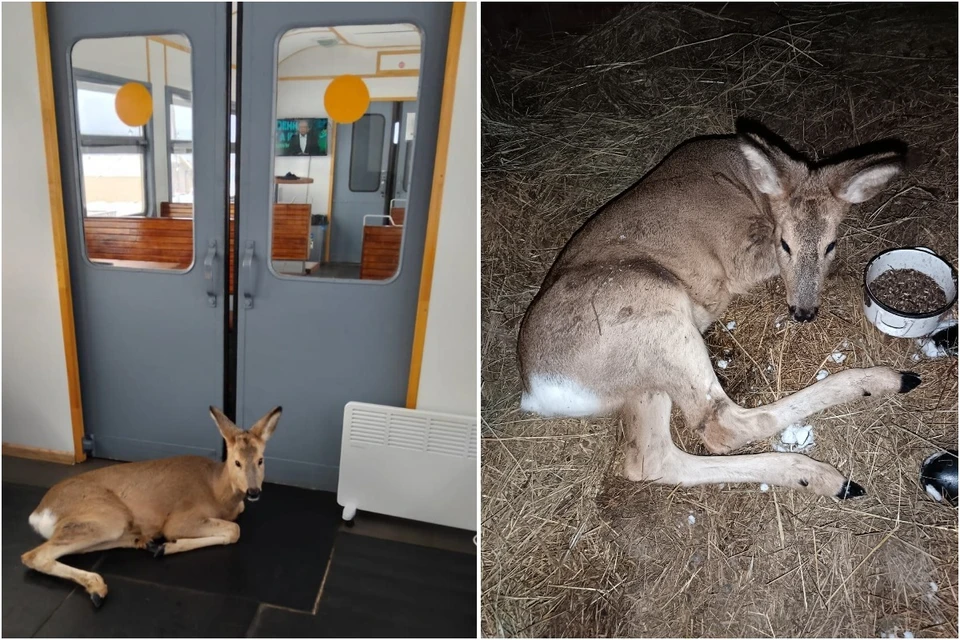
213;461;245;509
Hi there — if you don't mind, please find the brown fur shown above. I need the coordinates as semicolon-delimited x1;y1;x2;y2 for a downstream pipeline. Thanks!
518;122;912;497
20;406;282;605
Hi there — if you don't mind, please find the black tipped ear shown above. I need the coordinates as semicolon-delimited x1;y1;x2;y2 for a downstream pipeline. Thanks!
830;153;906;204
737;126;803;198
249;406;282;443
209;406;241;445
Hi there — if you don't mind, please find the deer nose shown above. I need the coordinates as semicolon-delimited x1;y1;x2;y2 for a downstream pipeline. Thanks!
792;307;819;323
245;488;261;501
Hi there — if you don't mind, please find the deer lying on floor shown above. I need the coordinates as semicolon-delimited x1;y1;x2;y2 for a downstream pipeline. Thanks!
21;406;281;608
518;120;920;498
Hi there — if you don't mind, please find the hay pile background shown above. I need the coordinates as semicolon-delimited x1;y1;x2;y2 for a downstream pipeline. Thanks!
480;4;958;638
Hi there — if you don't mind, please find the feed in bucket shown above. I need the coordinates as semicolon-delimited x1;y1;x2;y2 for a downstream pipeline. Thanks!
863;247;957;338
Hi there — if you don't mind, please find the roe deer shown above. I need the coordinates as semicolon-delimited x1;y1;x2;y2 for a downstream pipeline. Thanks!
21;406;282;607
518;121;920;498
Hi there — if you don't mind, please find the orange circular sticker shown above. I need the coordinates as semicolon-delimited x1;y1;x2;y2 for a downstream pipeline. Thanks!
114;82;153;127
324;75;370;124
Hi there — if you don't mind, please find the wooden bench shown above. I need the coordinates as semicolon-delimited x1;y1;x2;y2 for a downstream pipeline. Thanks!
83;217;192;269
360;225;402;280
359;207;405;280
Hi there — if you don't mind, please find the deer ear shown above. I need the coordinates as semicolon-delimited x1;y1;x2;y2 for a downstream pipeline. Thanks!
738;132;799;198
249;406;282;443
832;155;904;203
209;406;241;445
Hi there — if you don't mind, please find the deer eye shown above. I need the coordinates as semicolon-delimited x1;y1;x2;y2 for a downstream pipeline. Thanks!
780;239;792;255
258;458;264;466
234;460;241;468
825;241;836;255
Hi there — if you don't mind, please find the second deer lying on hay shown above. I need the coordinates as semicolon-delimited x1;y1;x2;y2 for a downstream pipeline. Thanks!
518;120;919;498
21;406;281;608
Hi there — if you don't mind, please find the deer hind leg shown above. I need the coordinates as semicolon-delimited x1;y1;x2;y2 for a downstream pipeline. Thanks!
621;392;861;497
155;513;240;557
21;514;129;607
663;322;919;454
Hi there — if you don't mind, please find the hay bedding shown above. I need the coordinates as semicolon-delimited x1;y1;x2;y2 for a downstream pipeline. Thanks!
480;3;958;638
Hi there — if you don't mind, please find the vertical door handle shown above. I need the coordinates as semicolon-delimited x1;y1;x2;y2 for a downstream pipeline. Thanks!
242;241;257;309
203;240;218;307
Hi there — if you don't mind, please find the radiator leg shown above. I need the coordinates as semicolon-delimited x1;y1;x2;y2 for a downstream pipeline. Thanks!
342;503;357;526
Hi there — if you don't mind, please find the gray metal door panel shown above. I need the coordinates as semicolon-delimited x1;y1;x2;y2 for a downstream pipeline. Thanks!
48;3;228;461
237;3;452;490
329;101;393;264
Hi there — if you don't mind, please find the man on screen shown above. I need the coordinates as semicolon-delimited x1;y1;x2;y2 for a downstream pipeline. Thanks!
287;119;322;156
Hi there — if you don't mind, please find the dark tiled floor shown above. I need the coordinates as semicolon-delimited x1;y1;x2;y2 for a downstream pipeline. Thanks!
2;457;476;638
34;578;258;638
249;535;476;638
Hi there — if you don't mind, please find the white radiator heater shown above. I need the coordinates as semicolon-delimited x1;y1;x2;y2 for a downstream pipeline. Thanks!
337;402;477;531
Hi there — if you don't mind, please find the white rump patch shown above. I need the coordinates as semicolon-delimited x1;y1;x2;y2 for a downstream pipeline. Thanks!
520;374;602;417
29;508;57;539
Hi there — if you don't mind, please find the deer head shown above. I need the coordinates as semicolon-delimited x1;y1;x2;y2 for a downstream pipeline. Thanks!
737;122;906;322
209;406;282;501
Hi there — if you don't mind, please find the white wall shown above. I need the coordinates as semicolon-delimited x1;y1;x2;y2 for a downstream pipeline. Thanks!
414;4;477;417
1;3;76;454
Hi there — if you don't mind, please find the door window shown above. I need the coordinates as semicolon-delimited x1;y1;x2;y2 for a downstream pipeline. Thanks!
72;34;195;271
269;24;422;281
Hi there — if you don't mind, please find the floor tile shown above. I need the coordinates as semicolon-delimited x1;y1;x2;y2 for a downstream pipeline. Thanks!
249;534;476;638
33;576;258;638
93;483;340;610
2;457;117;490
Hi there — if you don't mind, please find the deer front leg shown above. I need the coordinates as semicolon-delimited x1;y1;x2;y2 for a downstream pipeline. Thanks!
154;515;240;557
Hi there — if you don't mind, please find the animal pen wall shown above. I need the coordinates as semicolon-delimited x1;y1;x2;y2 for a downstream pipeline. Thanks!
2;2;476;464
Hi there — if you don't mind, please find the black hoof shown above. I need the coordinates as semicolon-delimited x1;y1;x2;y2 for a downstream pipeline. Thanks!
836;480;866;499
899;371;921;393
90;593;104;608
146;538;166;558
344;519;355;528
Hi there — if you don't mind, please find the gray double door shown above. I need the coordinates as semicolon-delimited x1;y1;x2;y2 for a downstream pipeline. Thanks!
49;2;452;491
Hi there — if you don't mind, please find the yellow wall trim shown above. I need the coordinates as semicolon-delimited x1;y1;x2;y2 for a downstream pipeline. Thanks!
145;38;151;83
405;2;465;409
278;71;419;82
32;2;87;463
148;35;190;54
3;443;76;466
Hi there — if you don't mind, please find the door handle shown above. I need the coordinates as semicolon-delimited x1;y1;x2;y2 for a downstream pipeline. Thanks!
203;240;218;308
242;241;257;309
